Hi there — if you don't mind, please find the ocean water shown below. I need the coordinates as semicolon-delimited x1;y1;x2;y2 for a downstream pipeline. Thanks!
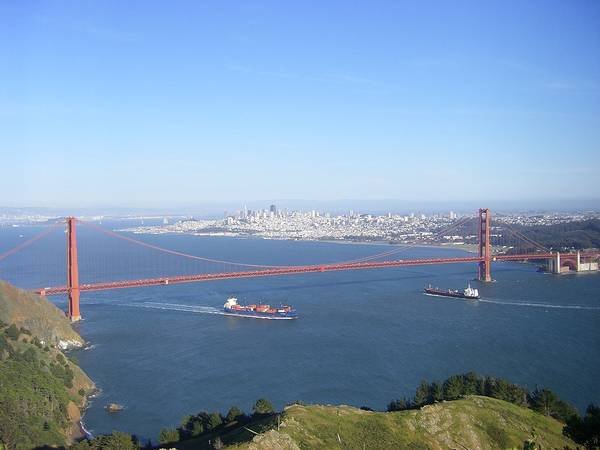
1;222;599;441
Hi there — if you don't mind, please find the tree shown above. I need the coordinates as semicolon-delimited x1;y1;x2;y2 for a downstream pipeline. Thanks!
505;384;529;407
207;412;223;431
21;347;37;363
99;431;139;450
528;387;577;422
413;379;430;407
461;372;481;395
563;403;600;448
429;382;443;403
179;414;204;438
253;398;274;415
226;405;244;423
529;388;557;417
443;376;464;400
72;431;139;450
5;324;19;340
552;398;579;423
71;440;91;450
158;428;179;444
190;420;204;437
483;376;495;396
387;398;410;412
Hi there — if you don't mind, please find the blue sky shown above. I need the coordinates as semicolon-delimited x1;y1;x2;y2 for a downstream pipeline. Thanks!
1;1;599;208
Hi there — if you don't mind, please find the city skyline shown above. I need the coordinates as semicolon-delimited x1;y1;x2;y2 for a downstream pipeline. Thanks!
2;1;600;207
1;197;600;219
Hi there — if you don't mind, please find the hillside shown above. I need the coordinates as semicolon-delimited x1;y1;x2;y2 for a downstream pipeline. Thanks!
0;282;94;450
228;396;576;450
0;280;83;349
496;219;600;252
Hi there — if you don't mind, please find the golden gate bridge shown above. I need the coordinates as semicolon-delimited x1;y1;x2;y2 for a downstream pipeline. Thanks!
0;208;598;322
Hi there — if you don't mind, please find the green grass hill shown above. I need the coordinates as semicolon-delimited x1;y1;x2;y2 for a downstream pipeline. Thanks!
226;396;576;450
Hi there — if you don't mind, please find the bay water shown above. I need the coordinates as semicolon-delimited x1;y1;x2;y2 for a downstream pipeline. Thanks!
1;222;598;441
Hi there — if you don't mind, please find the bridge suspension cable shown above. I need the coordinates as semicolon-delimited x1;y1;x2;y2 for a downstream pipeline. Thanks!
0;221;63;262
494;220;550;253
77;219;292;269
339;216;475;264
79;216;477;270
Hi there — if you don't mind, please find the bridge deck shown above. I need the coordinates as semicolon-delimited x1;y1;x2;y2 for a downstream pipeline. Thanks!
35;252;585;296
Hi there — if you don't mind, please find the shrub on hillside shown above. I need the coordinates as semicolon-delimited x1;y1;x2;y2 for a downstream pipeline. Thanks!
253;398;274;415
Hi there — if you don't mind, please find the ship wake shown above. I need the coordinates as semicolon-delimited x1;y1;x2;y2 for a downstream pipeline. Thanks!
478;298;600;311
122;302;227;315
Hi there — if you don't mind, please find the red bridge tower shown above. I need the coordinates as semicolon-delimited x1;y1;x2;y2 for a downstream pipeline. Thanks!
66;217;81;321
478;208;492;282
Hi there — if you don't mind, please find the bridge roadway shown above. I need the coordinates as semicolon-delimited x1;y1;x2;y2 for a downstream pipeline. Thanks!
36;252;576;296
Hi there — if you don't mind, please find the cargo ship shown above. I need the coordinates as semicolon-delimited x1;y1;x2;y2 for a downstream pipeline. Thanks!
223;297;298;320
424;284;480;300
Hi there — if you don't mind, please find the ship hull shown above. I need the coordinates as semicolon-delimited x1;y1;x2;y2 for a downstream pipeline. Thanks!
424;289;479;300
223;308;298;320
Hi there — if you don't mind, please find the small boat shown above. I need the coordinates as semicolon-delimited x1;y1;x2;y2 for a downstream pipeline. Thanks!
223;297;298;320
104;403;124;413
424;284;480;300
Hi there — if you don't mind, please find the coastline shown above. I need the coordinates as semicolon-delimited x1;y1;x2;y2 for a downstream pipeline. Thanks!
122;229;479;254
72;387;97;442
79;419;93;440
316;239;478;253
65;342;98;444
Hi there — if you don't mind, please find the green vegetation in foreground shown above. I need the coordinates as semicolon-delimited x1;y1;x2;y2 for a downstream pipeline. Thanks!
387;372;578;424
0;321;93;450
37;396;597;450
230;396;576;450
41;373;600;450
0;282;94;450
154;398;277;449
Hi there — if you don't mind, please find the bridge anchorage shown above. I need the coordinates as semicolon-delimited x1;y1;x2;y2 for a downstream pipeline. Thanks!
1;208;598;322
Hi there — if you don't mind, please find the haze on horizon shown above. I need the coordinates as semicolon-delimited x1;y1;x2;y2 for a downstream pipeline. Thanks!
1;1;599;208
